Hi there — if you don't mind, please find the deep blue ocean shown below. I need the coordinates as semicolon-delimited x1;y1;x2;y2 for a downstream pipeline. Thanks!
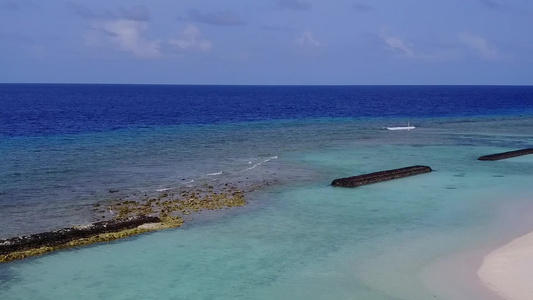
1;84;533;300
2;84;532;137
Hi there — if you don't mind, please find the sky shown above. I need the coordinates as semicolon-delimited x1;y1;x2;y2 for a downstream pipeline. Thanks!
1;0;532;85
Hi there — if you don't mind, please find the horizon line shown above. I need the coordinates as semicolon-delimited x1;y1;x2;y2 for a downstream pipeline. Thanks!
1;83;532;87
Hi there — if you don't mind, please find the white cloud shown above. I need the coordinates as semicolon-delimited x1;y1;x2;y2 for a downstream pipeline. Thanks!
83;9;212;58
72;4;161;59
381;33;446;61
91;19;161;58
383;35;415;58
295;31;320;48
168;25;212;52
458;32;498;60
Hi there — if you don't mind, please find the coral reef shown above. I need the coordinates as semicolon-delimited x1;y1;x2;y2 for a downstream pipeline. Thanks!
0;184;247;263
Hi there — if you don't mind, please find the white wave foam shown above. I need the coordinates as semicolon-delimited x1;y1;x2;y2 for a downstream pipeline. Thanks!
156;188;170;192
207;172;223;176
243;156;278;171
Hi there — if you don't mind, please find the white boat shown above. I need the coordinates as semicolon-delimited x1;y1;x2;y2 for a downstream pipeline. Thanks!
386;122;415;131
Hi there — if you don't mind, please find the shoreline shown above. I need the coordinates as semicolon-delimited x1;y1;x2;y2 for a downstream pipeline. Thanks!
421;240;503;300
421;196;533;300
478;231;533;300
476;195;533;300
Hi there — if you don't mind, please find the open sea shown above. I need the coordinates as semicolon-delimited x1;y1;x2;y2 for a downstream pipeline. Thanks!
0;84;532;299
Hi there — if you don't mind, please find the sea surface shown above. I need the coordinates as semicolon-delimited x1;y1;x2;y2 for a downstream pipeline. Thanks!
0;84;532;299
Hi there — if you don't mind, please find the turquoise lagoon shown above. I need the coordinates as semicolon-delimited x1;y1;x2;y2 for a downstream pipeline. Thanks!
1;116;532;300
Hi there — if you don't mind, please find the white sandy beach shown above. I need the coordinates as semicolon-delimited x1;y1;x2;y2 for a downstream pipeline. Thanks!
478;231;533;300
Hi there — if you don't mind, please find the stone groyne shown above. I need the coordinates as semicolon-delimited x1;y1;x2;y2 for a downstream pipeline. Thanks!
0;216;173;263
331;165;432;188
477;148;533;161
0;216;159;255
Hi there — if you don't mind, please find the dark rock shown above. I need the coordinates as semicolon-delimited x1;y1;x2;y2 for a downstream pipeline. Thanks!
477;148;533;161
331;165;432;188
0;215;160;256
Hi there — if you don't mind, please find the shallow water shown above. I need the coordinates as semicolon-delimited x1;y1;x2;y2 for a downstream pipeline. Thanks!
1;116;532;300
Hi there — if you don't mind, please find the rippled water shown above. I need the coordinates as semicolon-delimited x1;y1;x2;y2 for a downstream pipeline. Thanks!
1;117;532;299
1;85;532;299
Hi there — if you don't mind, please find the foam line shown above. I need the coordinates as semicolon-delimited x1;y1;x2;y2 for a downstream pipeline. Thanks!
242;156;278;171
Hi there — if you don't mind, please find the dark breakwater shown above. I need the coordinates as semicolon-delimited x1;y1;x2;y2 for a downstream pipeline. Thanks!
478;148;533;161
331;165;433;188
0;216;161;257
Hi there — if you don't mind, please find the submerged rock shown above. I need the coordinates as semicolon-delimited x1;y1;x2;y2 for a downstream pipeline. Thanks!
331;165;432;188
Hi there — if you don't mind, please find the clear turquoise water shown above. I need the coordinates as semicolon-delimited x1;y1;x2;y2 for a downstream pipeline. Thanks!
1;116;532;300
